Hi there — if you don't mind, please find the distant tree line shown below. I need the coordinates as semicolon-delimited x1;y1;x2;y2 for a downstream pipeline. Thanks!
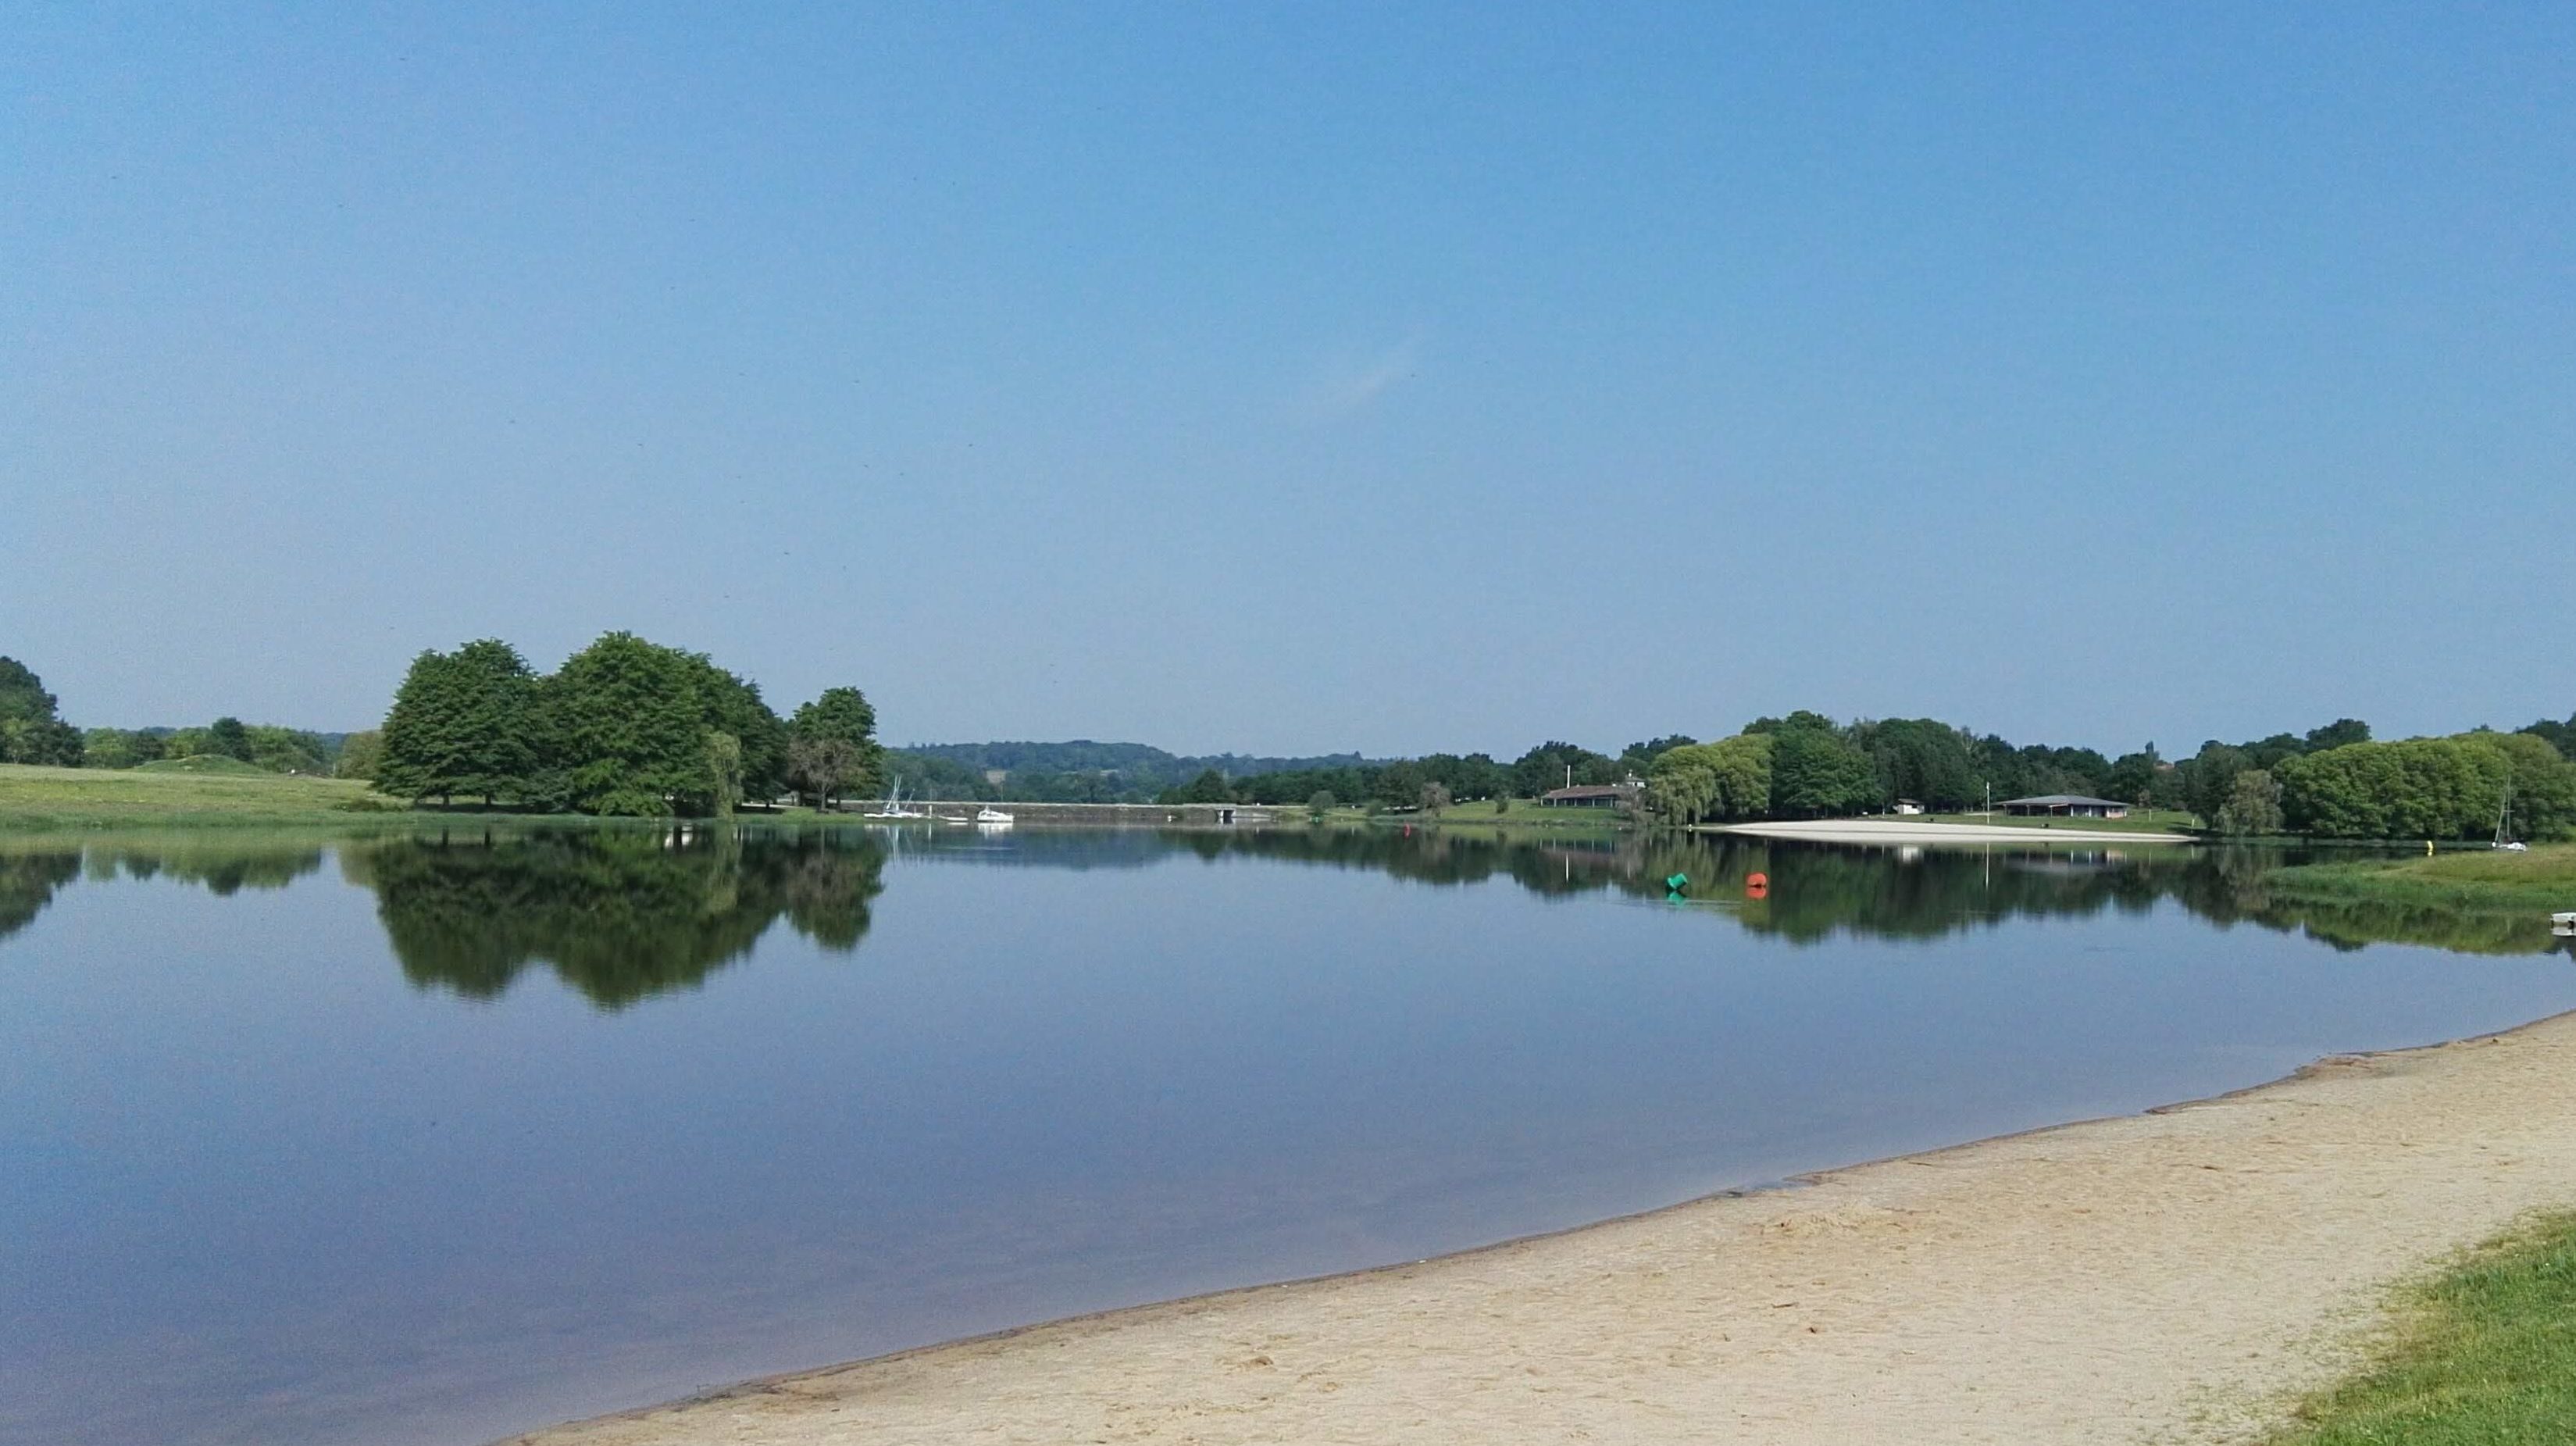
369;634;881;817
12;644;2576;840
2171;719;2576;840
1157;737;1693;812
1172;708;2576;844
5;655;350;773
882;741;1382;805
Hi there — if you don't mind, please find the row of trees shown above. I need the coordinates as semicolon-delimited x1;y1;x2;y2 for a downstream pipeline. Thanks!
1181;716;2224;823
2169;719;2374;826
375;634;881;817
1157;737;1700;811
5;657;345;773
2269;732;2576;840
1646;716;1890;823
1643;712;2576;840
80;719;343;773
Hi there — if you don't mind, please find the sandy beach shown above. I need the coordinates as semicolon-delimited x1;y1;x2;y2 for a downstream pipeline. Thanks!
1719;819;2199;844
500;1007;2576;1446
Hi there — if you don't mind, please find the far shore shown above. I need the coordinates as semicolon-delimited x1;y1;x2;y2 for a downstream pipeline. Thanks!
1717;816;2199;844
501;1009;2576;1446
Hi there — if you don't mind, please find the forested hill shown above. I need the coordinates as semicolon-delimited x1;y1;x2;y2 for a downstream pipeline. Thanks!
887;741;1377;803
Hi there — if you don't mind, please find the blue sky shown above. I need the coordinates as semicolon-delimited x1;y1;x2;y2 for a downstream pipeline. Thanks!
5;5;2570;758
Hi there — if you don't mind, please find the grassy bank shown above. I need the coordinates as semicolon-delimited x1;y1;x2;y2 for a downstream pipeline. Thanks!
2264;842;2576;916
2269;1212;2576;1444
0;762;409;830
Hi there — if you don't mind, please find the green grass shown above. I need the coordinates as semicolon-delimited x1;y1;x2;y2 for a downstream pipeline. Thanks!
2268;1212;2576;1444
0;766;958;834
2265;843;2576;915
0;762;405;830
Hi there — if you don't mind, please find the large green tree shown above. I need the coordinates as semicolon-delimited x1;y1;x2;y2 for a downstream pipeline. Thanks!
1767;724;1882;818
2463;730;2576;841
548;633;719;816
0;657;84;766
2178;742;2251;825
1850;718;1981;810
376;639;545;806
1511;741;1620;797
787;687;883;808
692;662;790;804
208;716;252;762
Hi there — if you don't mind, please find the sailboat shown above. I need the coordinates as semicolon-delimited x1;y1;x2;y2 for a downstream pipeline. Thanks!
2494;787;2528;852
861;779;929;820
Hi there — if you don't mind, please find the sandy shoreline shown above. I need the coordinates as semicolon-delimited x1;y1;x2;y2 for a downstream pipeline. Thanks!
1718;818;2199;844
501;1009;2576;1446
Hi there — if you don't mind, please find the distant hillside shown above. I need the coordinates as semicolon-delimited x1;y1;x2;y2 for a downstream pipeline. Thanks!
887;741;1379;803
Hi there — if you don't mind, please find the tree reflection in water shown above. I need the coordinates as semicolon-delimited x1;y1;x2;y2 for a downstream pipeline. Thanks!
0;850;80;940
2;840;325;944
342;828;890;1008
1200;828;2576;959
0;826;2564;969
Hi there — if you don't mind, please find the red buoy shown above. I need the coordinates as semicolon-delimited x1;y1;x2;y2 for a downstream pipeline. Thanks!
1746;872;1769;888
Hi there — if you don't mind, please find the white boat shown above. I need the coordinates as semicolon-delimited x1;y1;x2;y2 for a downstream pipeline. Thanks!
976;807;1015;826
860;780;929;820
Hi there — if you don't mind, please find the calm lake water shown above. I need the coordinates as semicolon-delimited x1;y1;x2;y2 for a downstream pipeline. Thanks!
3;826;2571;1446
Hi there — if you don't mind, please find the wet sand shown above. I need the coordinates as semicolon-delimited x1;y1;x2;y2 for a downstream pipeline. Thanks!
500;1010;2576;1446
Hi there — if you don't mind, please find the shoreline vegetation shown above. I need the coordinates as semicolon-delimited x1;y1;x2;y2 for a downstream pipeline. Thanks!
2271;1212;2576;1444
2265;844;2576;917
500;1011;2576;1446
13;651;2575;845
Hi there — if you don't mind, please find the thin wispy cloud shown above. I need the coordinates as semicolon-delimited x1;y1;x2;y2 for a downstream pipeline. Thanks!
1297;330;1427;421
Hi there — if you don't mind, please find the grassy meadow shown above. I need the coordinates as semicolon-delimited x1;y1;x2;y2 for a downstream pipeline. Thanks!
2264;843;2576;916
2268;1212;2576;1444
0;762;402;830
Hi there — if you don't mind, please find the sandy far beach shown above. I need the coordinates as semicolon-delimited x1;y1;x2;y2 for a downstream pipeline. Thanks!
1721;818;2199;844
504;1010;2576;1446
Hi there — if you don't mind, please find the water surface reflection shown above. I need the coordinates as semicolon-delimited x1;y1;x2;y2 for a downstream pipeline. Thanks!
0;825;2569;1446
5;826;2560;969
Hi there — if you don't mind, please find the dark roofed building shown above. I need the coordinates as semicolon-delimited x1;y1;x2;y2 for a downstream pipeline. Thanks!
2000;794;2130;819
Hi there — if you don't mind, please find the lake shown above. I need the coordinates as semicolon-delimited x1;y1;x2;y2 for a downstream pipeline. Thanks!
2;825;2570;1446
